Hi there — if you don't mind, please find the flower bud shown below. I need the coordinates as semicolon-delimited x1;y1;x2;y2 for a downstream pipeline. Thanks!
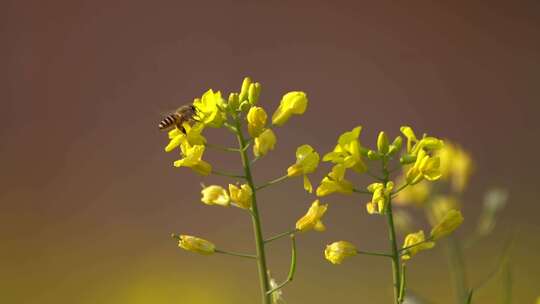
228;92;240;111
201;185;230;206
430;209;464;240
246;106;267;138
388;136;403;155
239;76;252;102
176;235;215;255
248;82;261;105
367;150;382;160
377;131;389;154
324;241;357;264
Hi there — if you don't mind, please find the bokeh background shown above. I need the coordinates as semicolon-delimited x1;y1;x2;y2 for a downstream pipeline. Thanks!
2;1;540;303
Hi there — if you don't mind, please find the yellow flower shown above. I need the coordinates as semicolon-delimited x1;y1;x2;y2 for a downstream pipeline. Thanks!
430;209;464;240
427;196;460;225
173;144;212;175
437;141;474;192
393;179;431;207
322;126;367;173
406;149;442;185
253;128;276;157
402;230;435;260
193;89;226;128
366;181;394;215
177;235;215;255
165;123;206;152
228;183;252;209
246;106;267;138
287;144;320;193
201;185;230;207
400;126;418;154
324;241;358;264
296;200;328;232
316;164;354;197
401;126;443;156
272;91;308;126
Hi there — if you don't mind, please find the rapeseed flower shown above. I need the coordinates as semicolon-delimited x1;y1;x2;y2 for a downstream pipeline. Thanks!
366;181;394;215
287;144;320;193
272;91;308;126
323;126;367;174
324;241;358;264
201;185;230;207
246;106;267;138
430;209;464;240
174;143;212;175
229;183;253;209
177;235;216;255
401;230;435;260
316;164;354;197
296;200;328;232
253;128;276;157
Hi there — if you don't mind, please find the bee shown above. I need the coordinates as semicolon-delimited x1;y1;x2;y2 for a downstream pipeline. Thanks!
158;104;199;134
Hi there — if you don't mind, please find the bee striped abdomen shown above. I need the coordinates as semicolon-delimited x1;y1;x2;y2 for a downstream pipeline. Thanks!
158;114;178;130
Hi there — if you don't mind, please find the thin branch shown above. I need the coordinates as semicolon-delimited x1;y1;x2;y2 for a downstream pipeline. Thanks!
212;169;245;179
266;235;297;295
392;183;409;197
215;249;258;260
256;175;289;191
264;229;298;244
357;250;394;258
398;237;434;253
352;188;372;195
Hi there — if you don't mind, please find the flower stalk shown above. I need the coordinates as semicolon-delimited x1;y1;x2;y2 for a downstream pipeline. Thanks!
234;115;272;304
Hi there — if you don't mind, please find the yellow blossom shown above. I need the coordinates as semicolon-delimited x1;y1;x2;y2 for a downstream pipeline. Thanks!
246;106;267;138
406;149;442;185
229;183;252;209
287;144;320;193
193;89;226;128
323;126;367;173
430;209;464;240
253;128;276;157
366;181;394;215
324;241;358;264
296;200;328;232
272;91;308;126
316;164;354;197
177;235;215;255
400;126;418;154
173;144;212;175
437;141;473;192
201;185;230;207
165;123;206;152
393;179;431;207
402;230;435;260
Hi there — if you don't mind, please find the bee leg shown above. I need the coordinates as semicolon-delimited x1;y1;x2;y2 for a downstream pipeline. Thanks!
175;122;186;134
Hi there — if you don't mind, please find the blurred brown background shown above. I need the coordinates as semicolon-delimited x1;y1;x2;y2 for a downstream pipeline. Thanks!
2;1;540;303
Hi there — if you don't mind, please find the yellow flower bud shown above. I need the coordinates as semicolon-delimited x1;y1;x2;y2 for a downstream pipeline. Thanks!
253;128;276;157
201;185;230;207
239;76;252;102
388;136;402;155
377;131;389;154
430;209;464;240
248;82;261;105
316;164;354;197
174;144;212;176
272;91;308;126
228;183;252;209
296;200;328;232
228;92;240;111
177;235;215;255
324;241;358;264
366;181;394;215
246;106;268;138
401;230;435;260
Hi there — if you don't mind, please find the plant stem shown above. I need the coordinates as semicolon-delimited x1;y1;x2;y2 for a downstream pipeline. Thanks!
446;236;468;304
267;234;297;295
234;117;272;304
212;169;245;179
357;250;394;258
383;158;402;304
265;229;298;244
215;249;258;259
257;175;289;191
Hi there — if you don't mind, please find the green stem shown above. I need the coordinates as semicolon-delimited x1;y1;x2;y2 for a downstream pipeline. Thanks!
352;188;372;195
392;183;409;196
265;229;298;244
234;116;272;304
383;158;402;304
205;143;241;152
257;175;289;191
267;234;297;295
446;236;468;304
215;249;258;259
212;169;245;179
357;250;393;258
